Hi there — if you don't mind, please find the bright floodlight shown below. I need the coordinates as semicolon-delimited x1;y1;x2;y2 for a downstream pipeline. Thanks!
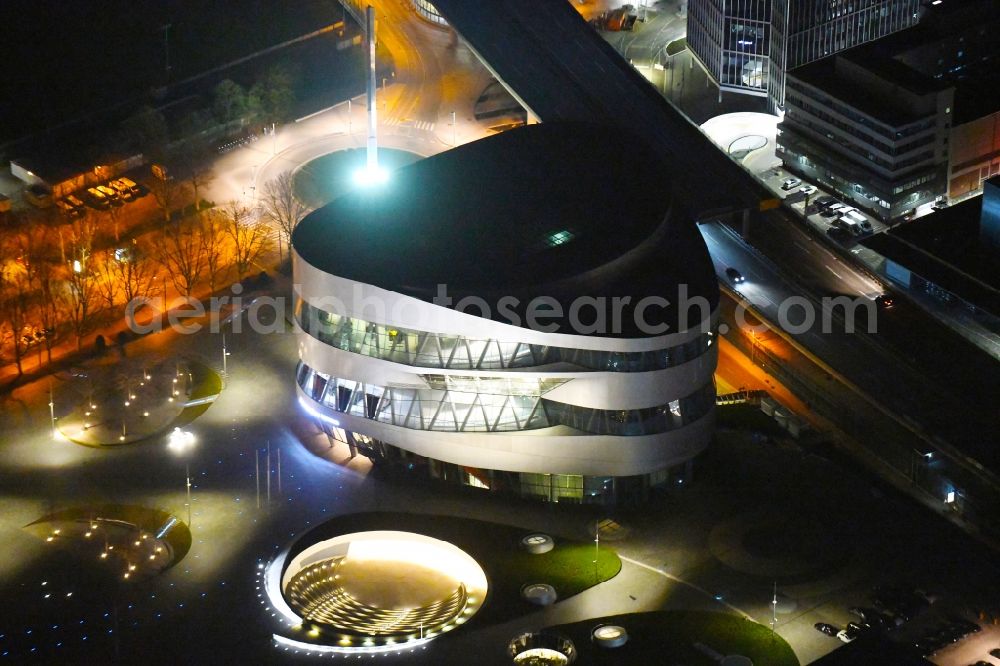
352;165;389;187
167;427;196;454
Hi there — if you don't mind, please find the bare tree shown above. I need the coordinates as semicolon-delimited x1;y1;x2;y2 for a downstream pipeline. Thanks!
158;217;206;298
221;201;271;281
150;170;188;223
175;131;216;208
260;171;308;261
103;204;124;243
94;249;123;313
0;235;32;376
35;260;61;364
116;241;155;307
199;210;227;293
63;217;98;350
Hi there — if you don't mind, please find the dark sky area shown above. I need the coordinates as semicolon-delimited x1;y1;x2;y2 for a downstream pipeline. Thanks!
0;0;346;144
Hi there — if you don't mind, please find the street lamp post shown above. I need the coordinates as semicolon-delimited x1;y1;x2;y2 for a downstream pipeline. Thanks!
168;428;196;527
770;581;778;635
49;381;57;439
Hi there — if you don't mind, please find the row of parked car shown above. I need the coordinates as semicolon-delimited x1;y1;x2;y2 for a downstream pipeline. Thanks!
814;586;992;660
914;616;981;658
814;586;941;644
778;176;876;240
55;177;144;216
814;196;874;240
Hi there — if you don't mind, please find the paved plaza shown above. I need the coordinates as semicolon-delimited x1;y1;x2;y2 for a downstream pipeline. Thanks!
1;279;997;664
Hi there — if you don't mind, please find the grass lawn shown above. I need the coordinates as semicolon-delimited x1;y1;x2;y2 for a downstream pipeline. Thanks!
172;359;223;426
282;512;621;628
548;610;800;665
504;542;621;599
293;148;424;208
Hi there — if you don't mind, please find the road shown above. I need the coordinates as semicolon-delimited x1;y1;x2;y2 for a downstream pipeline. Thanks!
701;219;1000;535
206;0;494;212
603;0;687;66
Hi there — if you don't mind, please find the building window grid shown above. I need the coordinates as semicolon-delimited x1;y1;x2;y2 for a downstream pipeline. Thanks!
411;0;447;26
295;298;714;373
786;101;937;164
297;362;716;437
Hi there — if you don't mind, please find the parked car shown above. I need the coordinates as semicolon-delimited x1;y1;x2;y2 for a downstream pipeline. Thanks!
799;184;817;195
55;199;82;217
24;183;54;208
849;607;890;629
815;195;838;209
109;179;134;201
117;176;141;195
843;208;866;223
837;622;869;643
814;622;839;637
96;184;120;202
65;194;86;209
827;226;852;242
725;267;745;284
85;187;110;209
781;177;802;191
875;294;895;309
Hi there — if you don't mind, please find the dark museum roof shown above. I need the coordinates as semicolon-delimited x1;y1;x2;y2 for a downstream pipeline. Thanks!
293;122;719;336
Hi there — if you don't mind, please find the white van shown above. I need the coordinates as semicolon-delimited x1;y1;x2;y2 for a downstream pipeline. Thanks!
843;209;865;224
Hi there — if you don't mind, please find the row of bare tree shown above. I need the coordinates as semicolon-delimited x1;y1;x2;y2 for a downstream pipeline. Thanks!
0;170;307;378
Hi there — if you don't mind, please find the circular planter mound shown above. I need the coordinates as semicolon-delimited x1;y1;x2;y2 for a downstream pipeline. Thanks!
57;358;219;447
521;533;555;554
521;583;558;606
24;504;191;584
591;624;628;648
508;632;577;665
721;656;753;666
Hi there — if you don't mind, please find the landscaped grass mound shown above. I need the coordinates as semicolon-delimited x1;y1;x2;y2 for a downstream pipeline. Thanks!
545;610;800;665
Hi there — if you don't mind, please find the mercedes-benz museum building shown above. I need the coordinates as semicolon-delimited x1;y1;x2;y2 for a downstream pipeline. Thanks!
291;122;718;504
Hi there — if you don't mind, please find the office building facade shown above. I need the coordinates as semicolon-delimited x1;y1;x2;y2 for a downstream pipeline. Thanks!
688;0;921;110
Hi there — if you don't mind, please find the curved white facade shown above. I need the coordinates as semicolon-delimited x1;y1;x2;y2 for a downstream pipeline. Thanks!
293;247;718;504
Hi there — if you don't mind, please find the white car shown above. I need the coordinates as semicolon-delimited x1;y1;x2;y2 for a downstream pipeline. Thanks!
799;184;816;195
781;177;802;191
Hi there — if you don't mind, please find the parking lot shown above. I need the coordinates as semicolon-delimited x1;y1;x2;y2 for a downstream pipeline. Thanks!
758;165;891;245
